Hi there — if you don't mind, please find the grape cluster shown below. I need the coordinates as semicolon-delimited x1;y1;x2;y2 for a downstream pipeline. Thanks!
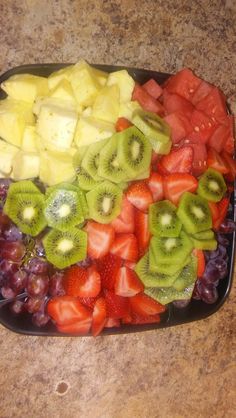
0;180;66;327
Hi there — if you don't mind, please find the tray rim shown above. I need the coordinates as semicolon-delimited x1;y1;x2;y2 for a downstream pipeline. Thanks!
0;62;235;337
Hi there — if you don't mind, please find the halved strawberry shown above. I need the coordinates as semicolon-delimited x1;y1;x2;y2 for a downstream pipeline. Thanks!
130;293;166;316
111;195;135;233
47;295;92;327
123;260;136;270
207;201;220;224
158;146;193;174
163;173;198;205
104;289;130;319
213;197;230;230
128;312;161;325
115;117;133;132
146;172;164;201
193;249;205;278
92;297;107;336
84;221;115;259
110;233;139;262
207;148;229;175
126;182;153;212
63;265;101;298
104;317;121;328
78;295;100;310
134;209;151;257
114;266;144;297
221;151;236;182
95;253;123;290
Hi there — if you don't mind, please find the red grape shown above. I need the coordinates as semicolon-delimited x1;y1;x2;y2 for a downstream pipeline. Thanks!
27;273;49;298
25;257;48;275
49;272;66;297
25;297;44;313
32;310;50;327
1;286;16;299
9;270;28;292
0;259;19;278
0;241;26;262
10;300;25;315
3;224;23;241
0;179;11;201
218;219;236;234
194;280;218;304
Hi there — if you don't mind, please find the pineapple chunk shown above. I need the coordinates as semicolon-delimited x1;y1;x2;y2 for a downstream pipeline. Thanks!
0;139;19;177
21;125;39;152
92;84;120;123
11;151;40;180
39;150;76;186
48;65;74;90
36;103;78;151
1;74;49;103
0;99;34;147
74;115;115;147
33;96;78;116
92;67;108;86
119;100;142;121
49;79;77;104
106;70;135;103
69;61;102;107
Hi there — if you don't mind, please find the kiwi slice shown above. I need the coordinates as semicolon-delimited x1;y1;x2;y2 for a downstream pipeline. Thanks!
5;192;47;236
172;256;197;291
149;231;193;266
177;192;212;234
132;109;171;151
76;165;100;191
149;200;182;237
44;189;84;231
190;236;217;251
197;168;227;202
86;181;122;224
135;252;180;288
149;244;190;275
191;230;214;240
81;138;108;181
73;146;89;170
42;227;87;269
117;126;152;178
98;136;127;183
4;180;41;214
145;284;195;305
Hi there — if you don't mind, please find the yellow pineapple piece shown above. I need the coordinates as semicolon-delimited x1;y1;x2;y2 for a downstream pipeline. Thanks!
92;84;120;123
0;139;19;177
48;65;74;90
0;99;34;147
106;70;135;103
11;151;40;180
36;103;78;151
74;115;115;147
21;125;39;152
49;79;77;104
118;100;142;121
1;74;49;103
39;150;76;186
68;61;102;107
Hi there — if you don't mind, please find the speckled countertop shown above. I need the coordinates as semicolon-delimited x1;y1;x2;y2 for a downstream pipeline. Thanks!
0;1;235;417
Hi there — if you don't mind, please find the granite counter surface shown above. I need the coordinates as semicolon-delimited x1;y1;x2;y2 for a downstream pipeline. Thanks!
0;1;235;417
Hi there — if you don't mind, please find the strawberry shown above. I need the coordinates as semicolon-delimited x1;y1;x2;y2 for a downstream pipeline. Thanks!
47;295;92;327
95;253;123;290
130;293;166;316
146;172;164;201
134;209;151;257
78;295;100;310
84;221;115;259
163;173;198;205
158;146;193;174
126;181;153;212
63;265;101;298
207;201;220;224
193;249;205;278
114;266;144;297
213;197;230;230
123;260;136;270
115;117;133;132
111;195;135;233
110;233;139;262
104;317;121;328
92;297;107;336
104;289;130;319
129;313;161;324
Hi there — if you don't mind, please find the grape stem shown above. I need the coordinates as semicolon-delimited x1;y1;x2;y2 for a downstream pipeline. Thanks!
0;291;27;308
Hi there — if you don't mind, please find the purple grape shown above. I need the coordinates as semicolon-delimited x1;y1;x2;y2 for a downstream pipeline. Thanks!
194;280;218;304
32;310;50;327
9;270;28;292
49;272;66;297
3;224;23;241
27;273;49;298
25;297;44;313
218;219;236;234
173;299;191;308
0;259;19;278
216;234;230;246
0;241;26;262
0;179;11;201
1;286;16;299
10;300;25;315
24;257;48;275
77;257;92;268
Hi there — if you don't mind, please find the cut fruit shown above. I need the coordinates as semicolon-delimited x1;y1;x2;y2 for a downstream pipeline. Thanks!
98;135;127;183
197;168;227;202
117;126;152;178
172;256;197;291
144;284;195;305
44;189;84;231
158;146;193;174
110;233;139;262
149;231;193;266
190;236;217;251
81;138;108;181
134;209;151;257
76;165;100;191
132;109;171;152
148;200;182;237
114;266;144;297
191;230;214;240
42;228;87;269
177;192;212;234
110;195;135;233
130;293;165;316
4;192;47;237
84;221;115;259
86;181;122;224
147;172;164;202
135;252;180;287
163;173;198;206
126;181;153;212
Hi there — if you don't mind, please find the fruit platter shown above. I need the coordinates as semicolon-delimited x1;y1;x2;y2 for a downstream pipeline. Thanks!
0;61;235;337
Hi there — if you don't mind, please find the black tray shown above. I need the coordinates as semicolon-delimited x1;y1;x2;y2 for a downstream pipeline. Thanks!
0;63;235;336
